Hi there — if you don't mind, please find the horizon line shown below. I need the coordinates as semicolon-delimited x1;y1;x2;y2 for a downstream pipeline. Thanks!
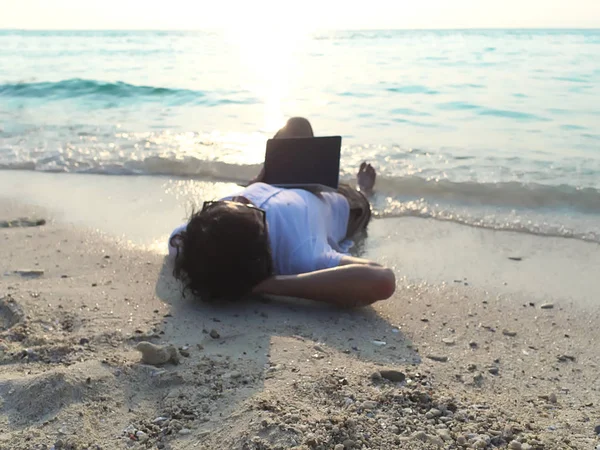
1;26;600;32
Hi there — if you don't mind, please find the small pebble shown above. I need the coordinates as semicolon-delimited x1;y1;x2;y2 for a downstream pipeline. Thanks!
135;342;179;365
209;329;220;339
594;424;600;434
437;429;452;441
488;367;499;376
379;369;406;382
412;431;427;442
549;393;557;403
179;428;191;435
14;269;45;277
427;354;448;362
456;435;467;445
442;337;455;345
371;340;386;346
425;408;442;419
502;329;517;337
227;370;242;379
540;303;554;309
473;373;484;386
334;445;345;450
469;341;478;348
135;431;148;442
152;416;168;423
509;440;522;450
370;371;383;382
427;435;444;446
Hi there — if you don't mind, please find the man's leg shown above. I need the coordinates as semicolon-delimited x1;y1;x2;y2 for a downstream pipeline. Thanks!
338;162;376;239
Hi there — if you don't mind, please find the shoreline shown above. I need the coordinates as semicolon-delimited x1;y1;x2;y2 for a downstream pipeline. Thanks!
1;194;599;448
2;170;599;306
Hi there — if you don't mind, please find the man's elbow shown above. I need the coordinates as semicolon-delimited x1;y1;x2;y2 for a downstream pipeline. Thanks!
371;267;396;301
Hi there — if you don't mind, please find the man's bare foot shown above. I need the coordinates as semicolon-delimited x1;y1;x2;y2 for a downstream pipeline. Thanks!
357;162;376;196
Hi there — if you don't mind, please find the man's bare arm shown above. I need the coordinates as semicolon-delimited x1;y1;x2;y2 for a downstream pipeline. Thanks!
252;264;395;307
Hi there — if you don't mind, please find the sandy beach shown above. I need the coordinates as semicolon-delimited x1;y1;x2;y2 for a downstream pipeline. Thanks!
1;172;600;450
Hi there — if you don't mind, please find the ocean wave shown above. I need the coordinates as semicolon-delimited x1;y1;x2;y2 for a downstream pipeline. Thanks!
2;157;599;214
375;199;600;243
2;159;599;243
374;176;600;213
0;79;258;105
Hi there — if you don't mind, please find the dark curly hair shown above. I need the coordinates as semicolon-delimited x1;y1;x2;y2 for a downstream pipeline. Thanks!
172;202;273;301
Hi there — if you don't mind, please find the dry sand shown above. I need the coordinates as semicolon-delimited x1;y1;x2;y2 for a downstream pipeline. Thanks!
1;195;600;450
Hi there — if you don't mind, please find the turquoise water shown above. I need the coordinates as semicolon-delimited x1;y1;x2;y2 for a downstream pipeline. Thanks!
1;29;599;241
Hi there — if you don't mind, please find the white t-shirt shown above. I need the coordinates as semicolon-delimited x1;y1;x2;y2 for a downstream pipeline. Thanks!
168;183;352;275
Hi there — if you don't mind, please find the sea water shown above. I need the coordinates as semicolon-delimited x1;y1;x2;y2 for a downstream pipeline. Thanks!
1;29;599;242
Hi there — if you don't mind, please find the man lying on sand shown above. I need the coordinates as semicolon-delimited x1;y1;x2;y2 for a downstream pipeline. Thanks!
168;118;395;307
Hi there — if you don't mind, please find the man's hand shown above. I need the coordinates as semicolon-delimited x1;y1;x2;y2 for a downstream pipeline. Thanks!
339;255;382;267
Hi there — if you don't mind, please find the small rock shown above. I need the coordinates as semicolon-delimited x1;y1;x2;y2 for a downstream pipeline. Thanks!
549;393;557;403
442;338;455;345
473;373;484;386
179;349;190;357
467;363;477;372
502;329;517;337
135;431;148;443
437;429;452;441
179;428;191;435
342;439;355;448
152;416;169;424
79;338;90;345
209;329;220;339
594;424;600;435
469;341;478;348
557;354;576;362
135;341;180;365
14;269;45;277
456;435;467;445
334;445;345;450
473;440;487;449
508;256;522;261
361;400;378;410
427;435;444;446
379;369;406;382
488;367;499;375
304;433;317;446
509;440;522;450
370;371;383;382
371;340;386;346
412;431;428;442
227;370;242;379
540;303;554;309
425;408;442;419
427;354;448;362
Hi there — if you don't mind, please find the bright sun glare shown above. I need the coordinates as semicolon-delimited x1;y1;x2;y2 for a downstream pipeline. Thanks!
222;12;312;134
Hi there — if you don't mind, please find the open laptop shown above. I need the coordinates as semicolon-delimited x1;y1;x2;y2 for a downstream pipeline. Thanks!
262;136;341;191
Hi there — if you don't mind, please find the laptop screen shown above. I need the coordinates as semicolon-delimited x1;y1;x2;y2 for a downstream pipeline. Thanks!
262;136;341;189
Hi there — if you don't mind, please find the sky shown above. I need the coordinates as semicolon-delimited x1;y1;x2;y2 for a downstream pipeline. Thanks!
1;0;600;30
